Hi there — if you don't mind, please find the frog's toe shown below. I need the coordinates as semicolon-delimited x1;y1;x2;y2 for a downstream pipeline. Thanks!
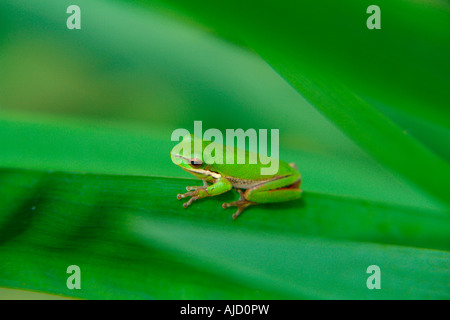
183;196;199;208
186;185;206;191
177;190;197;200
186;180;209;191
232;207;245;219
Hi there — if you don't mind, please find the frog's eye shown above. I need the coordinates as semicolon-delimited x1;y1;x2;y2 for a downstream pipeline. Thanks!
189;158;203;168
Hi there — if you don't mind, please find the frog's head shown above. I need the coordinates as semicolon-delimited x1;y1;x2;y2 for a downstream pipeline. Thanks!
170;134;217;180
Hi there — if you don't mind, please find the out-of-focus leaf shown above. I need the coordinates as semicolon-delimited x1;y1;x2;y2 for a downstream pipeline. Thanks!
0;288;71;300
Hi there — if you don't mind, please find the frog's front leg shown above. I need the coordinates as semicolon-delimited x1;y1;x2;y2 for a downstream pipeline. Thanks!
185;179;209;191
177;178;232;209
177;180;208;208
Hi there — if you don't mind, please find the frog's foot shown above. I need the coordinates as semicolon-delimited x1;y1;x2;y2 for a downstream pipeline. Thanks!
177;191;200;208
222;189;255;219
222;200;254;219
177;181;209;208
177;190;204;208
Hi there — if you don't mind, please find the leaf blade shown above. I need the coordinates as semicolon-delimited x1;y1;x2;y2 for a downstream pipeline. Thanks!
0;168;449;299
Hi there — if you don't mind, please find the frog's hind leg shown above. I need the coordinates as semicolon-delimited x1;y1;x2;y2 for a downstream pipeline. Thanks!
246;187;303;204
222;188;257;219
244;176;302;204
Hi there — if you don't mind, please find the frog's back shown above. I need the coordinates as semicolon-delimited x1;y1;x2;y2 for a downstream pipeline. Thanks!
209;144;299;188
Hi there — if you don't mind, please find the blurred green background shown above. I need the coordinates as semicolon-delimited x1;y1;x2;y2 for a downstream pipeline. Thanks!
0;0;449;299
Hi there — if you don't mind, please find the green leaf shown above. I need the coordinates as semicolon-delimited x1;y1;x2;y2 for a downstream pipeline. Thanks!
0;0;449;300
0;168;449;299
0;113;443;210
148;0;450;206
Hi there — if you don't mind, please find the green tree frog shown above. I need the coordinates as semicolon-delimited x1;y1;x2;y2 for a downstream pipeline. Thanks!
170;134;302;218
